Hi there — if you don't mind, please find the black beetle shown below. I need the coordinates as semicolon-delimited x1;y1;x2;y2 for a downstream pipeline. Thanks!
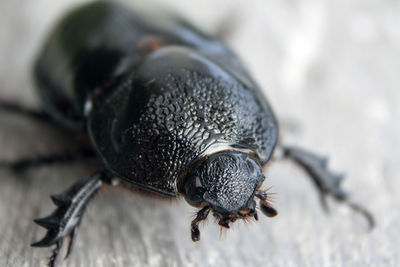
0;1;373;266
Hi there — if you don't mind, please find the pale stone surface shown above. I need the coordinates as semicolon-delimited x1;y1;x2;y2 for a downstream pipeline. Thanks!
0;0;399;266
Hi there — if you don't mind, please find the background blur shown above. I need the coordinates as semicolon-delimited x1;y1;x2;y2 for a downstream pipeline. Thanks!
0;0;399;266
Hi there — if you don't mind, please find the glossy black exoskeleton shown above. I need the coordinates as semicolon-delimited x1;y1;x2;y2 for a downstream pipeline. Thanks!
0;1;373;266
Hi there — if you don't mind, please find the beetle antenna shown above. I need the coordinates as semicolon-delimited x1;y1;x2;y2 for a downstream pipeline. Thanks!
255;190;278;217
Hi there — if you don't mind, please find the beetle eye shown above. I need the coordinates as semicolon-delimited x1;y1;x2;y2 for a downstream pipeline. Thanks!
246;158;259;176
183;175;205;205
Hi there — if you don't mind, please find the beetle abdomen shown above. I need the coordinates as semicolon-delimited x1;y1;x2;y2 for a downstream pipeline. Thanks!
34;1;248;130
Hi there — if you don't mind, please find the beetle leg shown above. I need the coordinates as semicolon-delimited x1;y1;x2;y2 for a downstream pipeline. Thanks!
0;149;97;172
31;171;117;267
64;226;78;259
0;98;52;123
279;145;375;228
191;205;211;242
48;239;63;267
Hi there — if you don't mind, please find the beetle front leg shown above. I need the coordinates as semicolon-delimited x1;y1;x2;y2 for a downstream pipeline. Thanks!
191;205;211;242
277;145;374;228
32;170;118;267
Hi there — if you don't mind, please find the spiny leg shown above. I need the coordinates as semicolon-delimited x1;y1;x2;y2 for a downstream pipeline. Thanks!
0;149;96;172
32;171;117;267
191;205;211;242
48;240;63;267
279;145;374;228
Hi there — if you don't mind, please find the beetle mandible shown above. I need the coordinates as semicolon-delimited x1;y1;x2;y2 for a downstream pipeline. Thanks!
0;1;373;266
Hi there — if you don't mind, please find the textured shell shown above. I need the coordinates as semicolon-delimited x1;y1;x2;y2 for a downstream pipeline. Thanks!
34;1;279;196
88;47;278;196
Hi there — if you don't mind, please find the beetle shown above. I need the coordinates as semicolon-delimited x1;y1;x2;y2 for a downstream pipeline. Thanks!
0;1;373;266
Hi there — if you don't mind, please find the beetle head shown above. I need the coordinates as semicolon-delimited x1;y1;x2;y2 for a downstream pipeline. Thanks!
181;151;277;241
